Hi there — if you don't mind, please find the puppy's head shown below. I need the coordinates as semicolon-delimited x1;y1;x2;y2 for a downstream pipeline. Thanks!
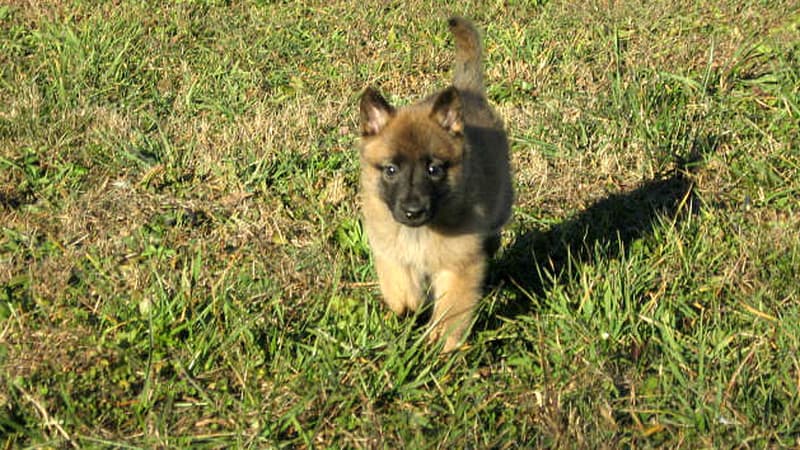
359;86;464;227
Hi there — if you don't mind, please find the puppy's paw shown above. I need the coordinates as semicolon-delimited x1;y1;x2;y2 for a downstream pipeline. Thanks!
429;325;464;353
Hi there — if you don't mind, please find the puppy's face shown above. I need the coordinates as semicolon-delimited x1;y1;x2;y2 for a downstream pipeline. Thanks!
359;87;464;227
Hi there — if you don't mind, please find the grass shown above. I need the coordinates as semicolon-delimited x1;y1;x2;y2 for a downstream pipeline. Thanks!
1;0;798;447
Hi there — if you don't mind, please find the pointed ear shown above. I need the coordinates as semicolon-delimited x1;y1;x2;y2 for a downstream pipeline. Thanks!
430;86;463;135
360;87;395;136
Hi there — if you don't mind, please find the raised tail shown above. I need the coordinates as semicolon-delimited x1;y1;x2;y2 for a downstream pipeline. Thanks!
448;17;484;94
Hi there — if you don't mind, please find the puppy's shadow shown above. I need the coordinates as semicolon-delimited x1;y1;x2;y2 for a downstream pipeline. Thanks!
479;136;717;332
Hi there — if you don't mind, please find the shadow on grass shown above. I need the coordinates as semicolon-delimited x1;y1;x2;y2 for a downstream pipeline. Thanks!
479;138;717;331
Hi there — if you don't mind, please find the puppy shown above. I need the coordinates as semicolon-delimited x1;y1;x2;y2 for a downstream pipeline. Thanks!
358;17;513;352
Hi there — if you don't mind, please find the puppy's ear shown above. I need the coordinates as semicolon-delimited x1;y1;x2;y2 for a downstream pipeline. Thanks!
431;86;463;135
360;87;395;136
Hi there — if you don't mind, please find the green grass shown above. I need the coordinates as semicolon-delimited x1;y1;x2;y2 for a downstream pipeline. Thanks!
1;0;799;447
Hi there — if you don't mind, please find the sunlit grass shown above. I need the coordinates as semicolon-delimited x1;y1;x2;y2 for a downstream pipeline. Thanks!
1;0;798;447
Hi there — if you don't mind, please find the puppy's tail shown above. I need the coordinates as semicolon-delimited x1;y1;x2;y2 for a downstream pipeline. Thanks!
449;17;484;95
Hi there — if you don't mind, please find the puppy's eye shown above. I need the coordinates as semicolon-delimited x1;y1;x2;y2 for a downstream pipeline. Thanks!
427;163;446;179
382;164;398;177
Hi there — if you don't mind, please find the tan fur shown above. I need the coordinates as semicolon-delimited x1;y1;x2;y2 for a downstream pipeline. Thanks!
358;17;513;352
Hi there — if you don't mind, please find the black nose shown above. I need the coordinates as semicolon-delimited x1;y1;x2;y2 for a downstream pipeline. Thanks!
404;204;426;220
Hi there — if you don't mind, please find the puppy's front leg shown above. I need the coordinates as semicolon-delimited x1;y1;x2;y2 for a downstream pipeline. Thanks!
430;258;486;352
374;253;424;316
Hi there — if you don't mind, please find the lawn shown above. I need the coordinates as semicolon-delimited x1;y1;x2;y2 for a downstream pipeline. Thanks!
1;0;799;447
